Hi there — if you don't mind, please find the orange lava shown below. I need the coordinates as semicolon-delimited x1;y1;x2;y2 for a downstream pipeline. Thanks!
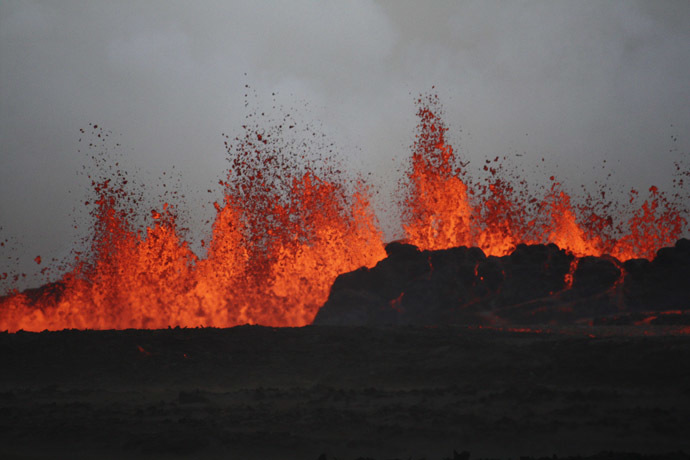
402;94;537;256
401;93;688;260
1;92;688;332
0;124;386;332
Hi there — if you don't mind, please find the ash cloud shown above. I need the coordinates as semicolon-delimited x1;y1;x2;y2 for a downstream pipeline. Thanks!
1;1;689;290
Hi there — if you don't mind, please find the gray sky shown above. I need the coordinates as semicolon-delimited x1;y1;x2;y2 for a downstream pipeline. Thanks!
1;0;689;291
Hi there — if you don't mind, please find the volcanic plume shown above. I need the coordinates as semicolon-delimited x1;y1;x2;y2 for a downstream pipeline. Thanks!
0;93;688;332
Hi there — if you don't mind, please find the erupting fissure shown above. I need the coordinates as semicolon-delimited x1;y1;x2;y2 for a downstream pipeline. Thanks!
0;93;687;332
401;93;687;261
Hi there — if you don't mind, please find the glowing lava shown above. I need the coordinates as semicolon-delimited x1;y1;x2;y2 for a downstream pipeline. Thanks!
401;94;535;256
0;122;386;332
1;93;688;332
401;93;688;260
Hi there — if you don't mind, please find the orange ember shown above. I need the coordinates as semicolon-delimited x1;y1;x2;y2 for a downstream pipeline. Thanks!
1;93;688;332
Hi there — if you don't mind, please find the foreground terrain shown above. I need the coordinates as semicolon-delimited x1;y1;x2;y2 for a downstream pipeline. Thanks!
1;326;689;459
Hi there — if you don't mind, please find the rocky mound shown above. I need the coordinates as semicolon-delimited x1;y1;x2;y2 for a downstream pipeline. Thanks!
313;239;690;326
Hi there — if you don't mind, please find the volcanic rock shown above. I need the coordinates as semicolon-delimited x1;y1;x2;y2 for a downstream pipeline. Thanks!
623;238;690;311
572;256;622;295
314;242;491;326
497;243;573;304
313;239;690;327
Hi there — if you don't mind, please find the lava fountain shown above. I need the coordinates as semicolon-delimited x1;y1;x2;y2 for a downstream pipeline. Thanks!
0;93;688;332
0;118;387;331
401;93;687;261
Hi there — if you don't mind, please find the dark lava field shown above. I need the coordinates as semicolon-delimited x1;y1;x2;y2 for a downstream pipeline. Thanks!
1;325;689;459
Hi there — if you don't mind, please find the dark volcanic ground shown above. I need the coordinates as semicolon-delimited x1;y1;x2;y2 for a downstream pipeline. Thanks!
1;326;689;459
315;239;690;328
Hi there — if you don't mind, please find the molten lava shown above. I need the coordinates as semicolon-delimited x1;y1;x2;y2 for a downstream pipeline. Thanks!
401;93;687;260
402;94;535;255
0;122;386;331
0;92;688;332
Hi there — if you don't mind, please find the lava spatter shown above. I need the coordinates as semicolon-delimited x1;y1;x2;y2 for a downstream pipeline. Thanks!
1;92;688;332
0;113;386;332
400;92;688;260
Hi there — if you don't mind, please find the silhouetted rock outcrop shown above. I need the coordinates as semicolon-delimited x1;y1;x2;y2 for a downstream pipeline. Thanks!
623;238;690;312
313;239;690;326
